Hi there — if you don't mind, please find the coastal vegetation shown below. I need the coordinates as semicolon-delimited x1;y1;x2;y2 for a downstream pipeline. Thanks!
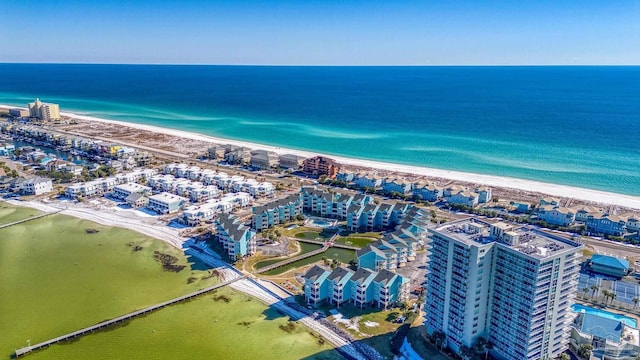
0;201;41;225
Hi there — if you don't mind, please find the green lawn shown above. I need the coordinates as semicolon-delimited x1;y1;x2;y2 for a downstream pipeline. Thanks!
334;236;377;248
0;212;220;358
0;201;42;225
294;231;326;240
25;287;341;360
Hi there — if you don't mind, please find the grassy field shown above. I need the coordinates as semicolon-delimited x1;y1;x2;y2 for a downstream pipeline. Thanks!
25;287;341;360
262;248;356;276
0;205;340;359
0;201;42;225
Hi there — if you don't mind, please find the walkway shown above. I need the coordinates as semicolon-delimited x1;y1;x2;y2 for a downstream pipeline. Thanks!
0;210;62;230
254;233;359;274
295;237;360;251
14;275;245;358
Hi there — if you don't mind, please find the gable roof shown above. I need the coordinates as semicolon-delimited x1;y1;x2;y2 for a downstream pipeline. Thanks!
303;265;331;283
327;266;354;284
373;269;397;287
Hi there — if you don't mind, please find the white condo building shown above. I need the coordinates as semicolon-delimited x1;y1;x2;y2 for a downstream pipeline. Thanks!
425;218;582;360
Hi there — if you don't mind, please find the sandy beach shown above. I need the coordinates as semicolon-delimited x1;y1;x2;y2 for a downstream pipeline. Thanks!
3;104;640;210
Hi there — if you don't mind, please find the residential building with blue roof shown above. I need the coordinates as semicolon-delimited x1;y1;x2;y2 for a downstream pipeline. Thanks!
589;255;631;278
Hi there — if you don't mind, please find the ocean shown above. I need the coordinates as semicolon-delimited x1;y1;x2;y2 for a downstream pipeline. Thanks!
1;64;639;195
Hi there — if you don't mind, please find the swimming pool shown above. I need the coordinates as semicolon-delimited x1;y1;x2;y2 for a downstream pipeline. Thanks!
306;217;335;228
572;304;638;328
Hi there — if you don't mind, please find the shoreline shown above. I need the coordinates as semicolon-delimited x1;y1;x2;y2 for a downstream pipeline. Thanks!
3;104;640;209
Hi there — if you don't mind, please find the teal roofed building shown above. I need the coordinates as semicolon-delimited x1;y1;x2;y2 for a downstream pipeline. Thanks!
589;254;631;278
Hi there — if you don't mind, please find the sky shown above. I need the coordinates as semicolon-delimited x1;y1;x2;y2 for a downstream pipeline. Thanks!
1;0;638;65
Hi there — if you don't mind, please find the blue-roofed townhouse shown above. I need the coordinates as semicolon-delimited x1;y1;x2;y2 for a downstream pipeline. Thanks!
444;185;479;207
382;178;412;195
353;172;382;189
303;265;332;305
586;213;627;236
327;267;355;307
512;202;531;213
373;269;409;309
588;255;631;278
349;268;377;308
571;311;640;360
215;213;256;261
357;245;389;271
346;203;365;232
475;187;492;203
537;205;576;226
412;181;443;202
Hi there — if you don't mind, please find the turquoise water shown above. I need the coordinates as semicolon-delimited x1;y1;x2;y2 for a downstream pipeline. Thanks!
572;304;638;328
1;64;639;195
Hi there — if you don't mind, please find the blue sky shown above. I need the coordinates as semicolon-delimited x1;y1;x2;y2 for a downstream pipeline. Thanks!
1;0;638;65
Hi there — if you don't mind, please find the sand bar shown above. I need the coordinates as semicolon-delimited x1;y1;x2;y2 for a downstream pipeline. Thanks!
3;105;640;209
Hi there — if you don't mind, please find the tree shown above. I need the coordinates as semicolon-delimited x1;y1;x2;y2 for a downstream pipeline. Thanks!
557;353;570;360
582;287;589;299
633;297;639;309
590;284;599;299
295;214;305;221
578;344;593;359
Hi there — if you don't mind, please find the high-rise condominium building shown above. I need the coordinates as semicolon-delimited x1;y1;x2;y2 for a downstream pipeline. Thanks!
28;98;60;121
425;218;582;360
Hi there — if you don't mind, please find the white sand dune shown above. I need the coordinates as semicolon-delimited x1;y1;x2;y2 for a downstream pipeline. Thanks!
3;104;640;209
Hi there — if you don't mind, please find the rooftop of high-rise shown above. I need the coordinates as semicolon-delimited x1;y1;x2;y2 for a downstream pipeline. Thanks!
431;218;582;260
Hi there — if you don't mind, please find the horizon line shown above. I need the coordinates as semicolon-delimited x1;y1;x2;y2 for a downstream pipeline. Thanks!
1;62;639;67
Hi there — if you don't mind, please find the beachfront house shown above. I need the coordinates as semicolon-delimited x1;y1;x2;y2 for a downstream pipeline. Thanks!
278;153;306;170
353;172;382;189
573;206;604;222
411;181;443;202
225;148;252;165
443;185;479;207
382;178;412;195
208;145;226;160
214;213;256;261
539;197;560;206
250;150;279;170
586;213;628;236
21;177;53;195
476;187;492;203
537;205;576;227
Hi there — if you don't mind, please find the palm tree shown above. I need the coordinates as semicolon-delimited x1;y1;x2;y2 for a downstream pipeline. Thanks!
582;287;589;299
633;297;639;309
459;345;473;360
590;284;599;299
